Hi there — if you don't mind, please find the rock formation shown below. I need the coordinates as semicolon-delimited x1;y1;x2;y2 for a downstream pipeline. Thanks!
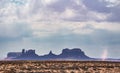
6;48;91;60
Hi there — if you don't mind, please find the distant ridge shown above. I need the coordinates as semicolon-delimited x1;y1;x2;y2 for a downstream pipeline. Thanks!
5;48;120;61
5;48;92;60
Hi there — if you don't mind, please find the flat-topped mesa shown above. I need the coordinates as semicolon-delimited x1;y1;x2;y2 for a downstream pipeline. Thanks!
62;48;83;54
59;48;90;59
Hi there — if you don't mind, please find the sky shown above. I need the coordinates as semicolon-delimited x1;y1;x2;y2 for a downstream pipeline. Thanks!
0;0;120;59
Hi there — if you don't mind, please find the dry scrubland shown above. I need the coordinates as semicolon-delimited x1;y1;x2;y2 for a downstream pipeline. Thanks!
0;61;120;73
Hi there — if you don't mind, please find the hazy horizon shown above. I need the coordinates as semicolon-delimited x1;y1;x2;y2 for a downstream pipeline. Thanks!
0;0;120;59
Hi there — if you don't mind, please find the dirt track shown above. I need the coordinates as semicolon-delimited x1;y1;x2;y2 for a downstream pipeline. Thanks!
0;61;120;73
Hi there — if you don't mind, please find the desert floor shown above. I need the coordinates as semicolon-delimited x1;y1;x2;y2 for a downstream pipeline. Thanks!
0;61;120;73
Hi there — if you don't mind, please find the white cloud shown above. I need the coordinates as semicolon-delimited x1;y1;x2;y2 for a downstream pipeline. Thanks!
41;0;58;6
92;22;120;31
29;21;120;38
105;0;120;7
61;8;77;19
88;11;109;21
0;0;120;38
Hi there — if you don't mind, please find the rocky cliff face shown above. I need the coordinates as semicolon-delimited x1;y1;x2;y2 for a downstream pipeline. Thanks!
6;48;91;60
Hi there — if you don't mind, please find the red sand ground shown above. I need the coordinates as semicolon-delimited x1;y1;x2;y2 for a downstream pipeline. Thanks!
0;61;120;73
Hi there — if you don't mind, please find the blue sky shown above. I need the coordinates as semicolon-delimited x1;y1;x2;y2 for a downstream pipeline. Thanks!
0;0;120;59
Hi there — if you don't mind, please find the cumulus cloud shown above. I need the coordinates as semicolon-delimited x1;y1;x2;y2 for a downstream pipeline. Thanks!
1;0;120;24
82;0;120;22
0;0;120;38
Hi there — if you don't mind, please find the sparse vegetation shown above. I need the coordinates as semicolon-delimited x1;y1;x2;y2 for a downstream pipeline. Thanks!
0;61;120;73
